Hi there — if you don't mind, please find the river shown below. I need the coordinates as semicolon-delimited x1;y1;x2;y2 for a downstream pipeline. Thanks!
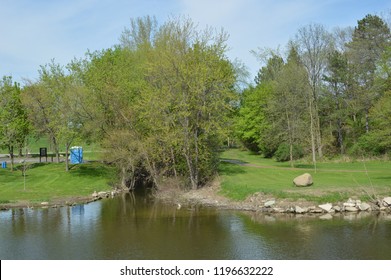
1;193;391;259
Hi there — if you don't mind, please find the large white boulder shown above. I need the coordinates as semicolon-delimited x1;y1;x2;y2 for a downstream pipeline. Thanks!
293;173;313;187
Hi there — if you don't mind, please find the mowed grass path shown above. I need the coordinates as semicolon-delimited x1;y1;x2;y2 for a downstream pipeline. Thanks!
0;162;115;204
219;149;391;203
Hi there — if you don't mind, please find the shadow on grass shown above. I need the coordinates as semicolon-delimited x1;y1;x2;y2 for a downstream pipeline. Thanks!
218;161;246;175
69;163;113;178
220;158;249;164
14;162;48;171
372;176;391;180
294;164;316;169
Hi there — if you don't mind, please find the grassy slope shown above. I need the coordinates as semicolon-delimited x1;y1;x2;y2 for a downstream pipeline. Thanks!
0;137;104;161
219;149;391;203
1;137;109;204
0;162;115;204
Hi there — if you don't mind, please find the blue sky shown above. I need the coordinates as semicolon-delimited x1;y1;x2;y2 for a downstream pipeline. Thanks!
1;0;390;83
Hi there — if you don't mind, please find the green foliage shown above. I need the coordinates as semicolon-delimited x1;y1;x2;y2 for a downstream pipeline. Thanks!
0;76;30;170
350;133;385;156
21;61;86;170
274;143;304;162
348;90;391;156
4;12;391;194
235;83;274;154
66;17;237;190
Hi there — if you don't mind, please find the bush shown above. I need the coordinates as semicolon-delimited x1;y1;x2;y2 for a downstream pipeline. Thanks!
349;132;387;156
274;143;304;162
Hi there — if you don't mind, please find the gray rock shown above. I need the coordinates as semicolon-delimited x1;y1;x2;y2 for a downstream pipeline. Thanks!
272;207;285;213
345;206;359;212
318;203;333;212
98;191;108;198
40;202;49;206
382;197;391;206
295;205;306;214
287;206;295;213
343;202;356;207
310;208;323;213
293;173;313;187
359;202;371;211
264;200;276;208
333;205;342;212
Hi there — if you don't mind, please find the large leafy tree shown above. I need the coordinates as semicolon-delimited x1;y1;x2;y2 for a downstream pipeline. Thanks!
323;50;349;154
346;14;391;134
268;47;310;166
236;54;283;155
235;84;274;154
0;76;30;171
74;17;237;190
22;61;83;171
137;17;237;189
295;23;332;161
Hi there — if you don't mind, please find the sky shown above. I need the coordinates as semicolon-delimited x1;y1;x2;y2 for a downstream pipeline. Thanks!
1;0;391;84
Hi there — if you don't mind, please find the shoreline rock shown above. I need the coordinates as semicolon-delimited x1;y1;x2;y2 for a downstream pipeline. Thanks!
1;185;391;217
0;189;120;210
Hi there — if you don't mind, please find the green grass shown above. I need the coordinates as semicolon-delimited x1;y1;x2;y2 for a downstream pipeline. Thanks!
219;149;391;203
0;162;116;204
0;137;104;161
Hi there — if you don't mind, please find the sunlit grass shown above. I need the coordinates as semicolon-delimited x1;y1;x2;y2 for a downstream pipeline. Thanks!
0;162;115;204
218;149;391;202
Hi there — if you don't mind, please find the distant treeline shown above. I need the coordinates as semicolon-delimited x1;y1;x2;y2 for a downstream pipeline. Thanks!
236;14;391;167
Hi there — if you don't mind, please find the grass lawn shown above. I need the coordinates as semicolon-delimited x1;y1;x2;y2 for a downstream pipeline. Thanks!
0;137;104;161
0;162;116;205
219;149;391;203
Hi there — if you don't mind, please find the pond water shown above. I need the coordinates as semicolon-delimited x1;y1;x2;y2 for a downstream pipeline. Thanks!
1;193;391;259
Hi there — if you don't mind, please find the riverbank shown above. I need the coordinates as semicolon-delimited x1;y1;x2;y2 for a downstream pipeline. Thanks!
1;148;391;214
154;177;391;215
2;177;391;215
0;161;116;210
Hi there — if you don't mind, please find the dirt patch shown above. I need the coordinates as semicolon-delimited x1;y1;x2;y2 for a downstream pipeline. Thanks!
154;178;321;211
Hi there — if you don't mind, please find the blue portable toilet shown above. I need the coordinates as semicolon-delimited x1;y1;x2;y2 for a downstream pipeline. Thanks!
70;147;83;164
1;161;6;168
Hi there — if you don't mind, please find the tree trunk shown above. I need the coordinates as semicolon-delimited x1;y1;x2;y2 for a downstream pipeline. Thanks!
285;110;294;168
365;110;370;133
52;136;60;163
313;95;323;158
65;143;70;172
337;118;344;155
9;146;14;172
170;148;178;178
308;95;317;172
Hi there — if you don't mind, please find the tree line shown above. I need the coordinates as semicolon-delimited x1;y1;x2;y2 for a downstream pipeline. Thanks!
1;16;237;190
1;14;390;188
236;14;391;168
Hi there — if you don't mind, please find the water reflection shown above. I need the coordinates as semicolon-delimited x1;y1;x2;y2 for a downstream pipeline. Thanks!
0;194;391;260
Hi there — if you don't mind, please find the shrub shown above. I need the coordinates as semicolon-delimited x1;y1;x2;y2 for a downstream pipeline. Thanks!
350;132;387;156
274;143;304;162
